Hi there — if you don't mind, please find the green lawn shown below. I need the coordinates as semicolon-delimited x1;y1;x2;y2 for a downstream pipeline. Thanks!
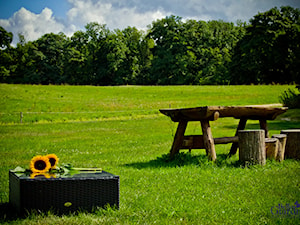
0;84;300;224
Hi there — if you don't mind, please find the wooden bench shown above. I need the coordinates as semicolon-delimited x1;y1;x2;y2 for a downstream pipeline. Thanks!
160;105;288;161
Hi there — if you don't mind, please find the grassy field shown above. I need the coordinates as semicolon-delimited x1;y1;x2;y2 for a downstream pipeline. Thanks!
0;84;300;224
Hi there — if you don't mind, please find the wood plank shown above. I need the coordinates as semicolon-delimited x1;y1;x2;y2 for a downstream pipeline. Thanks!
182;135;204;149
214;136;239;144
169;120;188;157
181;135;238;149
259;119;269;138
201;120;216;161
159;106;287;122
228;118;247;156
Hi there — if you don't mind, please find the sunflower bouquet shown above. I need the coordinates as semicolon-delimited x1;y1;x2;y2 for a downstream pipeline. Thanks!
12;154;102;178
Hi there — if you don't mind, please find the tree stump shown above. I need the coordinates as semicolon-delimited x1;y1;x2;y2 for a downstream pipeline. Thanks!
238;130;266;166
265;138;278;160
280;130;300;160
272;134;287;162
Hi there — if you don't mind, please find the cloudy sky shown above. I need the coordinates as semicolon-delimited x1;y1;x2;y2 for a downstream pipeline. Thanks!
1;0;299;45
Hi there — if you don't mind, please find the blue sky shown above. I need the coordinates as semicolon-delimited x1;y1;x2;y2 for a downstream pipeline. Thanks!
1;0;299;45
0;0;70;19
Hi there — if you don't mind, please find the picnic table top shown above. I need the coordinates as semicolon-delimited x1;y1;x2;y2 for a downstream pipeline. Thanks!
159;105;288;122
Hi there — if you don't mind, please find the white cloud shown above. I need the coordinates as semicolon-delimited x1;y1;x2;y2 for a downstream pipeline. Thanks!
67;0;168;30
0;0;168;46
0;7;75;45
0;0;299;46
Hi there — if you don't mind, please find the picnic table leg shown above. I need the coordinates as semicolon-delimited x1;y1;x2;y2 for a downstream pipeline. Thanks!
228;118;247;156
259;119;269;138
170;120;188;157
200;120;216;161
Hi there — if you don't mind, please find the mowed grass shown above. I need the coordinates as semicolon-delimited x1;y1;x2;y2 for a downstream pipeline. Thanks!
0;84;294;124
0;84;300;224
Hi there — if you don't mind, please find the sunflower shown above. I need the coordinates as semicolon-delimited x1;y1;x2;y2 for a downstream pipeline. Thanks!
30;173;51;179
30;155;51;173
46;154;59;169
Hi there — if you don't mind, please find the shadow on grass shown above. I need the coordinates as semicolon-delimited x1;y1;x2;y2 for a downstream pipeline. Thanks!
222;109;300;131
0;202;115;222
223;119;300;131
0;202;19;222
250;120;300;131
124;152;242;169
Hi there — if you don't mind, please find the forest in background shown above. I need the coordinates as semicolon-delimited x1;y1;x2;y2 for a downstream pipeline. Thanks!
0;6;299;85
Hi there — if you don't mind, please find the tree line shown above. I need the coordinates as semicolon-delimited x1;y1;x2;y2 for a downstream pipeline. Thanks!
0;6;299;85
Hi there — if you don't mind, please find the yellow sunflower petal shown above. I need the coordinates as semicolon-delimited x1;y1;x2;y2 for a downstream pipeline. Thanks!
30;173;51;179
46;154;59;169
49;173;56;178
30;155;51;173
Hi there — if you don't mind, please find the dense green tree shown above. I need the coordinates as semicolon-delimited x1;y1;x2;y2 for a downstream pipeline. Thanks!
84;23;110;84
0;26;14;82
33;32;69;84
181;19;245;84
0;26;13;49
65;31;89;84
230;6;300;84
147;17;245;84
0;48;14;82
119;27;145;84
103;29;129;85
1;6;299;85
147;15;188;84
13;39;44;83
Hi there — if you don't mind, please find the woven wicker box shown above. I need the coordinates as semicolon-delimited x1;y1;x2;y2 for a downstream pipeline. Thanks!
9;170;119;215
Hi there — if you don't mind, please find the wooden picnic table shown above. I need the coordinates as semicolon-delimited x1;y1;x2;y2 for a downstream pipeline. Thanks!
159;105;288;161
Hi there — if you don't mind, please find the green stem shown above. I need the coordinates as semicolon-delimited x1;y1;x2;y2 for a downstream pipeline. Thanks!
72;168;102;171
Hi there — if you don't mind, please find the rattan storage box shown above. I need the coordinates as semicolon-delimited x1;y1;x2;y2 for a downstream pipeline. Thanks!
9;170;119;215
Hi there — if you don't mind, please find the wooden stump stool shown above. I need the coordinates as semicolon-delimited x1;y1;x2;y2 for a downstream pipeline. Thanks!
265;138;278;160
281;130;300;160
272;134;287;162
238;130;266;166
